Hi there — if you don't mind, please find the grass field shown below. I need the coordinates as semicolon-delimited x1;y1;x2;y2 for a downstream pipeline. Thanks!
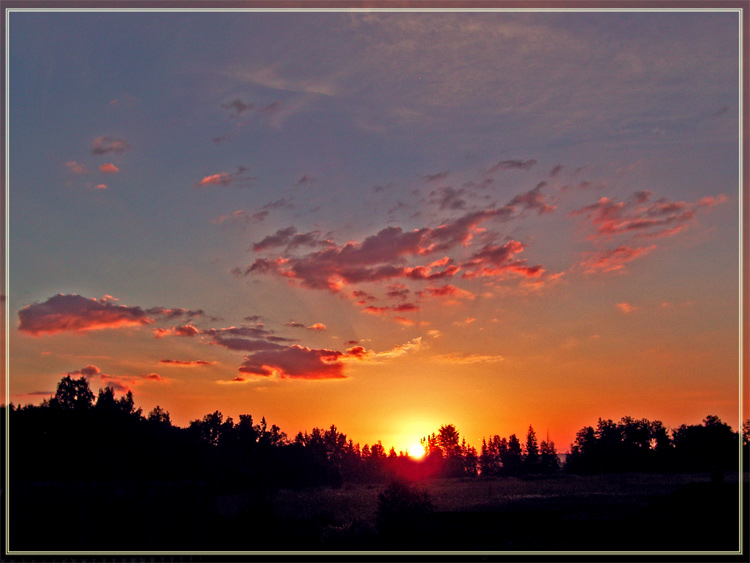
271;472;746;552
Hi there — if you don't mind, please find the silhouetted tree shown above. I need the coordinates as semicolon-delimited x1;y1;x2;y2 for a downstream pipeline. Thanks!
524;425;540;473
48;375;94;410
503;434;523;476
539;437;560;474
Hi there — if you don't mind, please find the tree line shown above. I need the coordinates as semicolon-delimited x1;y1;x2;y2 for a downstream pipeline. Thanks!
6;375;747;493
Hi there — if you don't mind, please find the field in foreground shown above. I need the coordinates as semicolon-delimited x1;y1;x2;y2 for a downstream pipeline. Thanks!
270;472;745;551
9;471;746;553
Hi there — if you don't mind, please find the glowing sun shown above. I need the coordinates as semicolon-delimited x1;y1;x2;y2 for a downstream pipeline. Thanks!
408;443;426;459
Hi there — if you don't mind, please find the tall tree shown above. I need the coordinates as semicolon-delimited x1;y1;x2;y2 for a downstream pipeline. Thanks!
524;425;540;473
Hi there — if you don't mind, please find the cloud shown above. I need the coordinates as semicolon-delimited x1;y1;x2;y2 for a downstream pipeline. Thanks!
159;359;212;366
571;191;727;240
580;245;656;274
252;226;332;253
244;208;514;291
202;323;296;353
153;324;200;338
239;345;348;379
230;336;422;380
69;364;101;377
142;373;164;381
65;161;89;174
93;184;108;190
549;164;564;177
616;302;638;314
221;98;254;117
461;241;544;280
286;321;327;331
507;182;556;215
423;171;450;183
430;187;467;211
433;353;504;364
91;136;130;155
98;163;120;174
18;294;202;336
64;364;166;394
385;284;410;301
297;175;316;185
486;159;537;175
19;294;152;335
417;284;474;302
195;166;252;188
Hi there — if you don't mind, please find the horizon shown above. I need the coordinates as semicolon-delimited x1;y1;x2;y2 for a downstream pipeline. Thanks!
5;8;744;456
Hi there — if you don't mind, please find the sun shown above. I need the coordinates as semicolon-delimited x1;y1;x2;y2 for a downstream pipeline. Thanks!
408;443;426;459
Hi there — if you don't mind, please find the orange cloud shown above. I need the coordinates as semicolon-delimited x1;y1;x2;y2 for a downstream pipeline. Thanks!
616;302;638;314
99;163;120;174
580;245;656;274
159;359;212;367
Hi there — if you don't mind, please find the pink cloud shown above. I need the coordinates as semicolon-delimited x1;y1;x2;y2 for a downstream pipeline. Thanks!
461;241;544;279
18;294;202;336
99;163;120;174
571;191;727;240
418;285;474;301
65;161;89;174
93;183;108;190
19;294;152;335
393;316;416;326
580;245;656;274
239;345;348;379
244;208;514;291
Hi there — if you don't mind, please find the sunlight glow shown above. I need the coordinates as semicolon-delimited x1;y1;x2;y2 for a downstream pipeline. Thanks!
408;443;426;459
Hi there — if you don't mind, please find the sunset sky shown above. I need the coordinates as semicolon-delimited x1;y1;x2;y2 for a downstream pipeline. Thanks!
6;8;743;454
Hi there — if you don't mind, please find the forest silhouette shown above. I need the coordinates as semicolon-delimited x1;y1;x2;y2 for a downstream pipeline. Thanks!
4;375;747;552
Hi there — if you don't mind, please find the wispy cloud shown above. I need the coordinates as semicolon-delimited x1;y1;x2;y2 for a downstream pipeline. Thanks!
486;159;537;175
195;166;253;188
580;245;656;274
64;161;89;174
571;191;727;240
159;359;212;366
433;353;504;364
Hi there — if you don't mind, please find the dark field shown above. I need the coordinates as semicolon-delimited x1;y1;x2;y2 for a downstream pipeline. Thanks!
10;471;745;553
272;472;745;551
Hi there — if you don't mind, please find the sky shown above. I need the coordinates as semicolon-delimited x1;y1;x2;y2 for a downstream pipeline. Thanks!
5;8;743;454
